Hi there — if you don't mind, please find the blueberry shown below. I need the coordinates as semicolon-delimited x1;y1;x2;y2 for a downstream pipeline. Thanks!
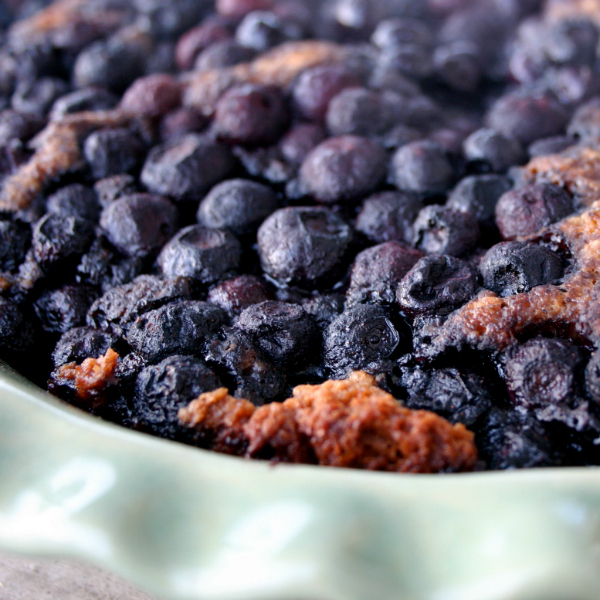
355;191;424;244
528;135;575;157
291;64;360;123
413;205;480;257
235;10;302;51
567;97;600;141
545;18;599;66
49;87;118;120
32;214;95;271
52;326;121;368
299;135;387;204
446;174;513;231
325;87;393;137
73;37;145;93
159;107;207;142
346;241;424;306
207;274;273;317
175;18;233;71
0;220;30;271
401;366;492;427
141;134;235;203
463;128;525;173
302;293;345;330
100;193;178;259
127;300;227;363
495;183;574;240
194;40;256;71
87;274;194;336
391;140;454;195
396;254;478;317
196;178;278;235
11;77;69;115
213;83;289;145
504;337;585;410
257;206;352;284
379;43;433;80
134;355;221;440
34;284;97;334
205;327;287;403
0;109;44;146
480;241;564;297
476;408;558;470
0;296;33;354
157;225;241;284
84;128;146;180
46;184;100;222
278;123;326;165
486;93;569;146
236;300;319;367
94;174;138;209
324;304;402;378
433;41;481;92
120;74;182;120
134;0;208;39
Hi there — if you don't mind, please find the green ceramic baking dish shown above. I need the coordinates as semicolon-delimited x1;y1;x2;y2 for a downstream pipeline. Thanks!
1;362;600;600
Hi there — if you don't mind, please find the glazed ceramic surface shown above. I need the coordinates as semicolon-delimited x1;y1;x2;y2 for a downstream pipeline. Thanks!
1;362;600;600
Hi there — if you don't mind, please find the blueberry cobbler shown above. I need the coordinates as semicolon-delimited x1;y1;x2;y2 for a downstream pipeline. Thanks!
2;0;600;472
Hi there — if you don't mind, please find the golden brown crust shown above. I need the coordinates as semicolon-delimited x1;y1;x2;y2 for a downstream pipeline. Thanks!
56;348;119;402
178;372;477;473
0;110;134;212
178;388;255;454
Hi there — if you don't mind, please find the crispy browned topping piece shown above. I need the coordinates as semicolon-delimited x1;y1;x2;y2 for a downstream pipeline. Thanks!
545;0;600;24
524;146;600;206
425;145;600;354
8;0;125;48
0;110;134;212
183;41;345;115
179;388;255;454
56;348;119;402
178;372;477;473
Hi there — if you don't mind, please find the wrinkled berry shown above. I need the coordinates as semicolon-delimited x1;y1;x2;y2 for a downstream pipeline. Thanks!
52;327;120;368
100;193;178;258
495;183;574;240
463;128;525;173
207;274;273;317
84;128;146;180
397;254;478;317
299;135;387;204
346;241;424;306
235;10;302;51
134;355;221;439
195;40;256;71
413;205;480;257
236;300;319;367
0;220;30;271
141;134;235;203
46;184;100;222
391;140;454;195
127;300;226;363
120;74;181;120
49;87;117;120
324;304;402;378
158;225;241;284
257;206;352;284
480;241;564;297
355;191;423;245
213;83;289;145
197;178;278;235
278;123;326;165
34;284;97;333
11;77;68;115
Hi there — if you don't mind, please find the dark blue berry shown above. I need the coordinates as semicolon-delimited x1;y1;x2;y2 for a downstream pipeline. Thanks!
480;241;564;297
46;184;100;222
355;191;424;244
34;284;97;333
157;225;241;284
100;193;178;258
141;134;235;203
495;183;573;240
463;128;525;173
299;135;387;204
52;326;120;368
11;77;69;115
0;220;30;272
207;274;273;317
396;254;478;317
235;10;302;51
49;87;118;120
257;206;352;284
196;178;278;235
126;300;227;363
194;40;256;71
84;128;146;180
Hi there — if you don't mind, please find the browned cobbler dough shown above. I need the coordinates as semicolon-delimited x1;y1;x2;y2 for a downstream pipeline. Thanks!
423;145;600;355
55;348;119;402
178;372;478;473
